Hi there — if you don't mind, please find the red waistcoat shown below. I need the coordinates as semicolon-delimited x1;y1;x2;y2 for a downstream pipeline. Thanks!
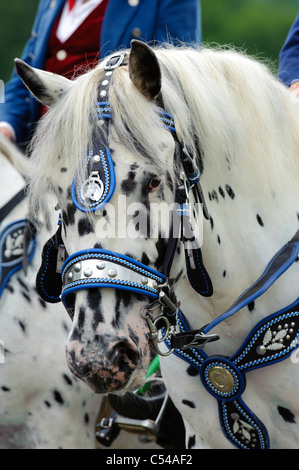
45;0;109;79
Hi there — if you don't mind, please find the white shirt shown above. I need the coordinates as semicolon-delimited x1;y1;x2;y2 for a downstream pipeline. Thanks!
56;0;104;43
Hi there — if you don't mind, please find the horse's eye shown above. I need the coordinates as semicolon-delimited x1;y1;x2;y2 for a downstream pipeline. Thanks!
149;177;161;190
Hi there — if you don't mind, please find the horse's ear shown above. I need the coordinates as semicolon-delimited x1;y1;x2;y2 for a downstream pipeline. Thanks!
14;59;72;107
129;40;161;100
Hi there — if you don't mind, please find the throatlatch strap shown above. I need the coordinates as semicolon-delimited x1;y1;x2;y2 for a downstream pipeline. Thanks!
0;219;36;297
166;302;299;449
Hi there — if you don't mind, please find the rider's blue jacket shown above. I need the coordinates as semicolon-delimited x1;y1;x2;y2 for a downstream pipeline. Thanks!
0;0;201;144
278;13;299;86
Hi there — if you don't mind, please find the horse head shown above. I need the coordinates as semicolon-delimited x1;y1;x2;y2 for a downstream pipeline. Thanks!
16;39;299;449
16;41;196;394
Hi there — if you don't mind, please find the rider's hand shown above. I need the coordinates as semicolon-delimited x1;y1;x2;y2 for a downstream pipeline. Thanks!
290;81;299;95
0;126;14;141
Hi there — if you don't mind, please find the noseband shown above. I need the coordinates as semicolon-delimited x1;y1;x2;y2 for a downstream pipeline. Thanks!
61;249;165;303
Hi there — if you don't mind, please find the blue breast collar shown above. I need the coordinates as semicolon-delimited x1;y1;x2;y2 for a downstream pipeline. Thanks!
166;298;299;449
165;230;299;449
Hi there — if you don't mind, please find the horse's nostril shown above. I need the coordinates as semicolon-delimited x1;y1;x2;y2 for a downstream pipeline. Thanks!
109;341;139;370
124;345;139;363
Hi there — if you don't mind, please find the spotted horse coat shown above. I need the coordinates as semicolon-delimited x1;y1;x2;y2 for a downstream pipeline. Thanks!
15;40;299;449
0;134;163;449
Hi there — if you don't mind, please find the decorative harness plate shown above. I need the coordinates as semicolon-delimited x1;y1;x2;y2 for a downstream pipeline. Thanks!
71;147;115;213
0;219;36;298
165;301;299;449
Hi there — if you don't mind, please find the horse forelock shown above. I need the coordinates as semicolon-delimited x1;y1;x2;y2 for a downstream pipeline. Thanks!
27;55;175;218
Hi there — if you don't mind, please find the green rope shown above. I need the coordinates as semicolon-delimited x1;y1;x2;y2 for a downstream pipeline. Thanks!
138;355;160;394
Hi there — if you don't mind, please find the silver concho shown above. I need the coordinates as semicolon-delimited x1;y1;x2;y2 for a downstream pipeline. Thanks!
81;171;104;202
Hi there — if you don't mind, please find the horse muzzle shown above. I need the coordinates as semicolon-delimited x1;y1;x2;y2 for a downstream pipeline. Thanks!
66;335;141;394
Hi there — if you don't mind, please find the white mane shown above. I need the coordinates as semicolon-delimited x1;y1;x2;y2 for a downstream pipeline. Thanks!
28;45;299;219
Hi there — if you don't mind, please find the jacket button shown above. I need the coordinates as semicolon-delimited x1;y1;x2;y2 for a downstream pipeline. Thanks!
56;50;67;61
128;0;139;5
132;27;142;38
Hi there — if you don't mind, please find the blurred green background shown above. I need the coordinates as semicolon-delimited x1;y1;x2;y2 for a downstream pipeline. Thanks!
0;0;298;83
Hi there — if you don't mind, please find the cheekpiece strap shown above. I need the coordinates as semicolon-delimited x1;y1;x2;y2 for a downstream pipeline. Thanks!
159;111;212;296
179;204;213;297
71;53;127;213
184;245;213;297
61;249;165;308
36;224;64;303
0;219;36;297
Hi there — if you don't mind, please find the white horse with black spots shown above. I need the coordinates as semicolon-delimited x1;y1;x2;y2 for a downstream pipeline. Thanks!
15;40;299;449
0;104;163;451
0;134;104;448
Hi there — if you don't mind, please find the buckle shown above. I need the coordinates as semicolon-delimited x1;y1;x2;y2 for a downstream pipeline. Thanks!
104;53;127;71
99;417;114;429
56;244;66;273
171;330;219;350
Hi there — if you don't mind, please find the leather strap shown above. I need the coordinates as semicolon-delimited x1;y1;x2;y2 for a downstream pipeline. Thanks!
203;230;299;334
35;225;64;303
61;248;166;308
0;187;27;223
